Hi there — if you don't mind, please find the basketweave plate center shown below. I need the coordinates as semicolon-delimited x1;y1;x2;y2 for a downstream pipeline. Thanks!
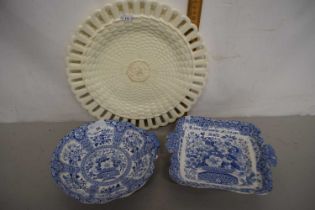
127;60;150;82
81;17;195;119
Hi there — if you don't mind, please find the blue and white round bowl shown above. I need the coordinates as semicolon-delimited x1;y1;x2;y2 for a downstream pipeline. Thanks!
50;120;159;204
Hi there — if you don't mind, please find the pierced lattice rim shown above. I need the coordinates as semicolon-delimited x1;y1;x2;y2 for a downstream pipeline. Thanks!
66;0;208;129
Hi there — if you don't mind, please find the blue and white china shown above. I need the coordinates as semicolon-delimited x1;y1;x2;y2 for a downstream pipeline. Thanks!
166;116;277;194
51;120;159;204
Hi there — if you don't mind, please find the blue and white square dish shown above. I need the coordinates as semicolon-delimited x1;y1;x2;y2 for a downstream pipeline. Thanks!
166;116;277;194
50;120;159;204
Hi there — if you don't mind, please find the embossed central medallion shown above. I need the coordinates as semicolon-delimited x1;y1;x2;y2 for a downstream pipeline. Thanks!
82;148;129;183
127;60;150;82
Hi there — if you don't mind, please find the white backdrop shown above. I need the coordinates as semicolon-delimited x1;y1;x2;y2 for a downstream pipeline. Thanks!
0;0;314;122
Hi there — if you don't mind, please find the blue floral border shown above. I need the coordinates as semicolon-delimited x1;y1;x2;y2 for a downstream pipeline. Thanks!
166;116;277;194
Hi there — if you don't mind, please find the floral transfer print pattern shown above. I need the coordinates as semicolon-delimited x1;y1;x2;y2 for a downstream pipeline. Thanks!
51;120;159;204
166;116;277;194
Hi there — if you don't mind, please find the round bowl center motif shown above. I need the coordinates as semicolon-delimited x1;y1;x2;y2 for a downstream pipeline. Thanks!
82;147;129;183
